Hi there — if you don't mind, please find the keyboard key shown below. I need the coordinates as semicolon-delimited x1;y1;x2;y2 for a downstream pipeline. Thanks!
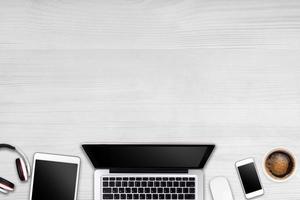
103;188;111;193
146;194;152;199
142;181;147;187
109;182;115;187
148;181;154;187
161;182;166;187
116;182;121;187
189;177;195;181
122;182;127;187
166;194;171;199
183;177;188;181
150;177;155;181
129;181;134;187
151;188;157;193
113;188;118;193
135;182;140;187
116;177;122;181
164;188;169;193
103;194;113;199
119;188;125;193
156;177;162;181
136;177;142;181
189;188;195;193
180;182;185;187
110;177;115;181
114;194;120;199
159;194;165;199
138;188;144;193
121;194;126;199
170;188;176;193
167;182;172;187
183;188;189;193
155;181;160;187
176;177;181;181
132;188;137;193
127;194;133;199
123;177;128;181
142;177;149;181
140;194;146;199
177;188;182;193
169;177;175;181
153;194;158;199
186;182;195;187
163;177;168;181
157;188;163;193
129;177;135;181
134;194;139;199
126;188;131;193
184;194;195;199
103;177;109;181
103;182;108;187
178;194;184;199
174;182;179;187
145;188;150;193
172;194;177;199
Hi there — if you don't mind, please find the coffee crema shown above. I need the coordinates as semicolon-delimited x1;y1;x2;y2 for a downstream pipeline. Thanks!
265;151;295;179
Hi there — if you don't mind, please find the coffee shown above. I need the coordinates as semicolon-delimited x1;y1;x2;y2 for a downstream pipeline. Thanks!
264;148;296;181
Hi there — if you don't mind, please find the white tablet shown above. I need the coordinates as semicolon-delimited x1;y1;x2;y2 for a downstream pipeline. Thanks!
29;153;80;200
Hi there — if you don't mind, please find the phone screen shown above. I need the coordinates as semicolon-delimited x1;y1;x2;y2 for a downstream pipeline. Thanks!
238;162;262;194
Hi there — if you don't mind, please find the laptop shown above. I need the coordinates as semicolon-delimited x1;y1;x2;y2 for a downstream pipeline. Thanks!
82;144;215;200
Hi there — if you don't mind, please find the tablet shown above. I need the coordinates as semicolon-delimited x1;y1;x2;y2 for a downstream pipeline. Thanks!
29;153;80;200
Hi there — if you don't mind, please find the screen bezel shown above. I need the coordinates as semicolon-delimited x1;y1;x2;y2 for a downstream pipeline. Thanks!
82;144;215;169
235;158;264;198
29;153;80;200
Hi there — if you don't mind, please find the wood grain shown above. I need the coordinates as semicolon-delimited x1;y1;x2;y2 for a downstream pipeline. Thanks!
0;0;300;200
1;0;300;49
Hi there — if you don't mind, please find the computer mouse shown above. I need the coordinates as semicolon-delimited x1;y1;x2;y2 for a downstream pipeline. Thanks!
209;176;234;200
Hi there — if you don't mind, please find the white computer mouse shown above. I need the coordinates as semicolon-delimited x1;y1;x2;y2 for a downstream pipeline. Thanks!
210;177;234;200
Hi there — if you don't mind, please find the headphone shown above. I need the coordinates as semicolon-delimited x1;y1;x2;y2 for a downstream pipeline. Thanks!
0;144;31;194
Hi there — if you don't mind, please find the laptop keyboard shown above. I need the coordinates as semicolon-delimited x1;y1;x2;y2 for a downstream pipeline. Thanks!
101;176;196;200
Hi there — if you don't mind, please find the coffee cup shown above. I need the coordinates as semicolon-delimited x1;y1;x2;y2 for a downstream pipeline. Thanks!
263;147;297;182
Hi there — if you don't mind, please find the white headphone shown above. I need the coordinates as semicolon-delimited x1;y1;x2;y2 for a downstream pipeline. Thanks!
0;144;31;194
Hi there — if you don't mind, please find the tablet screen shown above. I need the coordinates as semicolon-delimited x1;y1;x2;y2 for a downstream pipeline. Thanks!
31;160;78;200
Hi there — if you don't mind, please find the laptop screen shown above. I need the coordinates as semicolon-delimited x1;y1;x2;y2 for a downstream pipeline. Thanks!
82;144;214;169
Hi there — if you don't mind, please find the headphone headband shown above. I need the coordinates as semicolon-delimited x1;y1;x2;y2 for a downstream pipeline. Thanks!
0;144;16;150
0;144;31;176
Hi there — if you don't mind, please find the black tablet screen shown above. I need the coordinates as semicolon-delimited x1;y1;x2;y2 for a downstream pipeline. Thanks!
31;160;78;200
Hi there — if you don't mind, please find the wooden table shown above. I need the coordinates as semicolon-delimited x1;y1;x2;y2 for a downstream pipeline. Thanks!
0;0;299;199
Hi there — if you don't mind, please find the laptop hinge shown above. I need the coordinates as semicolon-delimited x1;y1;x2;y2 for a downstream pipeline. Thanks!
109;168;189;173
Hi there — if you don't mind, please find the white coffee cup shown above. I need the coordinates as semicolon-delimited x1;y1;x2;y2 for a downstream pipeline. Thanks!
263;147;297;182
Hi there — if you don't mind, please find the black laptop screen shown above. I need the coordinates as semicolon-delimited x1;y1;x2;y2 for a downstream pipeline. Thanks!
82;144;214;169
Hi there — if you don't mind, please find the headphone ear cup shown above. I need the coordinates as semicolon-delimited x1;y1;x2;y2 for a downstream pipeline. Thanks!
0;177;14;192
16;158;28;181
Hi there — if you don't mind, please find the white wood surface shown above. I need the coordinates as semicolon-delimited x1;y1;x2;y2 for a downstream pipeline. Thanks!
0;0;299;200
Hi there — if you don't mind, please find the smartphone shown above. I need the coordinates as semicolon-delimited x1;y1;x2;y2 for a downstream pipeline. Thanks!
235;158;264;199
